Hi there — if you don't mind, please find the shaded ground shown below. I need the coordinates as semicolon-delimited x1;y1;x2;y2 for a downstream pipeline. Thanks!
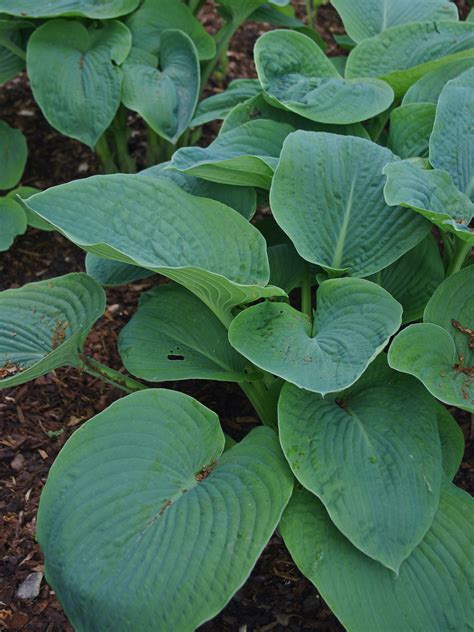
1;2;473;631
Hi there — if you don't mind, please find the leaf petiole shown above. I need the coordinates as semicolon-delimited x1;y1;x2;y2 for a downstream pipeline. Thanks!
79;355;147;393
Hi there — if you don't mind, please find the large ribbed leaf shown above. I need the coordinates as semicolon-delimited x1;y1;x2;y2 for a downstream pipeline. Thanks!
121;35;199;144
216;0;289;22
403;56;474;105
27;20;131;148
280;482;473;632
125;0;215;60
0;120;27;189
278;356;442;571
270;131;430;277
85;254;154;287
254;30;393;124
383;159;474;242
435;402;465;480
388;103;436;158
0;19;28;85
0;196;26;251
119;284;249;382
346;22;474;97
0;0;139;18
171;120;294;188
332;0;458;43
37;389;294;631
220;94;369;138
191;80;261;127
429;67;474;199
0;273;105;389
368;234;444;323
229;278;401;395
140;163;256;220
389;266;474;412
22;176;284;325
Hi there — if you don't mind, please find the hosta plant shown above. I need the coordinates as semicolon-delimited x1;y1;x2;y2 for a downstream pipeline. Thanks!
2;5;474;632
0;0;304;173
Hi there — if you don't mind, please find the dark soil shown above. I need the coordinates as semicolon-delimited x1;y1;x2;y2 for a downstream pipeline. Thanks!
1;2;473;631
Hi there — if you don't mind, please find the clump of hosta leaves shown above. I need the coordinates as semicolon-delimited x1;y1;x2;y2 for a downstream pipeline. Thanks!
1;1;473;631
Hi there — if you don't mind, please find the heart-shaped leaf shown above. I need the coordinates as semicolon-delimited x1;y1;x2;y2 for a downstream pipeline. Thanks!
388;103;436;159
0;196;26;251
0;0;140;18
383;158;474;241
220;94;370;138
191;79;262;127
254;30;394;124
403;56;474;105
278;355;443;571
171;119;294;188
435;402;465;480
346;22;474;97
332;0;458;43
85;253;154;287
119;283;249;382
37;389;294;630
140;162;256;220
229;278;401;395
368;234;445;323
270;131;430;276
429;66;474;199
280;482;473;632
0;120;27;189
121;35;199;144
0;273;105;389
27;20;132;148
125;0;215;60
22;175;284;325
389;266;474;412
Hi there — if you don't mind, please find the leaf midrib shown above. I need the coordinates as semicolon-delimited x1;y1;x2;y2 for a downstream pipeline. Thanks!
331;173;357;270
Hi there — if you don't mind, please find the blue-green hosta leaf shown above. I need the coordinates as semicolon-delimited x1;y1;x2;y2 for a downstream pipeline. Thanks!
280;482;473;632
388;103;436;158
171;119;294;188
221;94;370;138
0;120;27;189
27;20;132;148
403;56;474;105
270;131;430;277
250;3;303;28
346;21;474;97
429;66;474;199
383;158;474;242
191;80;262;127
254;30;394;124
119;283;248;382
332;0;458;43
140;162;256;220
23;176;284;324
85;253;154;287
0;273;105;389
0;0;140;18
12;187;53;231
125;0;215;60
279;356;442;571
0;197;26;251
229;278;402;396
369;234;445;323
267;243;305;293
435;402;465;480
122;37;199;144
0;19;29;85
216;0;289;22
37;389;294;631
389;266;474;412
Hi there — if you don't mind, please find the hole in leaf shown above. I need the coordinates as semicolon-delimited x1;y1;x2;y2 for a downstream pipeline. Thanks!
167;354;185;361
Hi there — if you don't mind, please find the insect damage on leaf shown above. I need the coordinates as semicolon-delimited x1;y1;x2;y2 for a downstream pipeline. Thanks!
0;361;25;379
51;320;69;350
195;460;216;481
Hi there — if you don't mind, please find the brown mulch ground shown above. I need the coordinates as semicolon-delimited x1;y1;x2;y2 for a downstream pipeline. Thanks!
1;2;473;631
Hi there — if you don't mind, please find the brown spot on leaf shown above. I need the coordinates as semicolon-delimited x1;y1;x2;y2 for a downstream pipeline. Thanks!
51;320;68;350
195;461;216;481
